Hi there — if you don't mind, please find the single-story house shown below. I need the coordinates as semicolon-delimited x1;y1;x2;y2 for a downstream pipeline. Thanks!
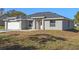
3;12;74;30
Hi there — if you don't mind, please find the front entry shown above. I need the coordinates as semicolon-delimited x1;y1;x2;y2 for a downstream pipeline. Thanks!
33;19;44;30
35;20;44;30
39;20;42;29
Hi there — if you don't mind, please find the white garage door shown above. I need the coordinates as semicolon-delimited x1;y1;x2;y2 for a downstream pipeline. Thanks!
8;22;21;30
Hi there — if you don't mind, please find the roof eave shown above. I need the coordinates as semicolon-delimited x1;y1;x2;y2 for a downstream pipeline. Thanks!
45;17;65;20
31;16;45;19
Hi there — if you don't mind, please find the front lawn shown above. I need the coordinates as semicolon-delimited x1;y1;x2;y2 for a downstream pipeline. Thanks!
0;30;79;50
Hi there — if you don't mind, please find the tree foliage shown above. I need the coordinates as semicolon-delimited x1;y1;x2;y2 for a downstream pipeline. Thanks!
75;11;79;23
6;9;26;17
0;8;4;11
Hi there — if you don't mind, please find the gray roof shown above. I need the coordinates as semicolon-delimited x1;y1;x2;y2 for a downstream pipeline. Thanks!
29;12;66;18
4;12;71;21
3;15;27;21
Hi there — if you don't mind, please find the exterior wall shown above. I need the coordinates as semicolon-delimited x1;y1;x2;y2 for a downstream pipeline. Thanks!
69;21;74;29
21;20;29;29
0;20;4;26
6;20;33;30
62;20;74;30
6;21;21;30
62;20;69;30
5;19;74;30
44;20;63;30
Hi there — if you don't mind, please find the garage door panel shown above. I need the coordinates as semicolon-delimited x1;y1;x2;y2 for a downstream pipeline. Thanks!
8;22;20;30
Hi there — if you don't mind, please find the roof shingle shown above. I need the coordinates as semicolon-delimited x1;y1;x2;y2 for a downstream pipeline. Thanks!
29;12;66;18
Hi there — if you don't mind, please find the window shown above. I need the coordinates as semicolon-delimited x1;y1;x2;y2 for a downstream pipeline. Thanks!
50;20;55;27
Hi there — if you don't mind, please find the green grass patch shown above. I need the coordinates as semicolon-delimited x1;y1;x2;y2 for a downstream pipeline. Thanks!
0;26;5;29
75;27;79;30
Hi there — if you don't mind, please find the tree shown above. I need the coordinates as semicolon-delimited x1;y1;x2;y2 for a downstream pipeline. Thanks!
6;9;26;17
74;11;79;23
0;8;4;15
0;8;4;11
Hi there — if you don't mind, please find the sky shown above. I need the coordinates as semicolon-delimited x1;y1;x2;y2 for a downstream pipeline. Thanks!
4;8;79;19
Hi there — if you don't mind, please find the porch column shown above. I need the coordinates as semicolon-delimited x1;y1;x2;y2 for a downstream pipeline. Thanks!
32;19;36;29
5;21;8;30
42;19;45;30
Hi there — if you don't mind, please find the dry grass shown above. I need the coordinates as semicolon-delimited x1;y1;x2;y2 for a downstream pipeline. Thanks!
0;30;79;50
